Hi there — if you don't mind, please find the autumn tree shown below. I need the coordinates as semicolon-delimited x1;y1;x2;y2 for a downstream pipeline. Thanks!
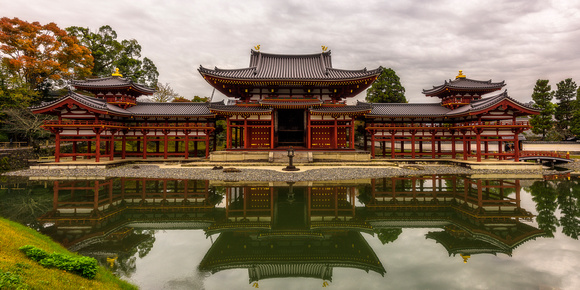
66;25;158;86
172;96;191;102
365;68;407;103
554;78;577;139
151;82;179;102
0;17;93;102
192;95;209;102
529;79;555;139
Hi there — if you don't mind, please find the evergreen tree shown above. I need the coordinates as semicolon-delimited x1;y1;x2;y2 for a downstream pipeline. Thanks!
571;87;580;138
365;68;407;103
554;78;577;139
529;80;555;139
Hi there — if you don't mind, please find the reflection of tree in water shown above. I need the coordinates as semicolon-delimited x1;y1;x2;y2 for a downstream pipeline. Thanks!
0;179;53;230
530;181;560;237
106;230;156;278
557;180;580;239
375;228;403;244
528;179;580;239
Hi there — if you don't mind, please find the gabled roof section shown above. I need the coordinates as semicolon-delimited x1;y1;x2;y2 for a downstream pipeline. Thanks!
446;90;540;116
366;102;451;118
71;76;156;95
126;102;214;117
199;50;382;81
30;91;131;116
209;104;273;115
310;102;372;116
423;77;505;96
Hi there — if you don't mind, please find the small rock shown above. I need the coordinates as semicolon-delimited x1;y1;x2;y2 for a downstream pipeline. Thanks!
223;167;241;173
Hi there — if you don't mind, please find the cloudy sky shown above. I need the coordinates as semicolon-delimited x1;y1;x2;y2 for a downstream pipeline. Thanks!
3;0;579;103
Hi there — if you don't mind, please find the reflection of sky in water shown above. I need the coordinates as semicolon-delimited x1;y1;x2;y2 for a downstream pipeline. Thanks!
2;177;579;289
119;184;579;290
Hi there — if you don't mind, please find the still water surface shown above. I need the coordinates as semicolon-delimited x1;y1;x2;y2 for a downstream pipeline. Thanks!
1;175;579;290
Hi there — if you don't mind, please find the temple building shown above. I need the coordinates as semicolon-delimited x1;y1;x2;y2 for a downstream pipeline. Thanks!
31;50;539;162
199;50;381;150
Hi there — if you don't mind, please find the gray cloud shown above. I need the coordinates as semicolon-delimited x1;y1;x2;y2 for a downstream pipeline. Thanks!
3;0;579;103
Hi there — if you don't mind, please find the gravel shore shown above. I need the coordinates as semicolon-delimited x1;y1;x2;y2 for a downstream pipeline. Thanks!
3;162;573;182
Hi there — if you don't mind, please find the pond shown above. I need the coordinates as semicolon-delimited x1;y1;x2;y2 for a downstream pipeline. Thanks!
1;175;579;290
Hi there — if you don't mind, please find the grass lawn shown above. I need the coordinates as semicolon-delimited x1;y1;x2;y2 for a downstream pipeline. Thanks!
0;217;137;289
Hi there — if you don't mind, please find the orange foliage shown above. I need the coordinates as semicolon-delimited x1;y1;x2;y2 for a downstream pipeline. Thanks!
0;17;93;90
172;96;191;102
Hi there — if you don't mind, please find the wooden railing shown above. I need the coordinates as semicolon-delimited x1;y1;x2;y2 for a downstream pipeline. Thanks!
44;120;123;127
519;151;570;159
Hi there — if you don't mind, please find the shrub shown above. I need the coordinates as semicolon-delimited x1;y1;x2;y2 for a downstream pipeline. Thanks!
19;245;98;279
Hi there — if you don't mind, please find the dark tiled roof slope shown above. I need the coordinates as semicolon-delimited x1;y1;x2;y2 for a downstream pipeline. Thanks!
30;91;131;115
127;102;213;116
72;76;156;95
366;91;539;118
366;102;451;117
199;50;382;80
310;102;372;114
423;78;505;96
446;91;539;116
209;104;273;114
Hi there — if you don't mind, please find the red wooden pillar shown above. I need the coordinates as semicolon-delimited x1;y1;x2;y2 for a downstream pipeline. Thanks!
307;113;311;149
55;133;61;162
462;132;467;160
476;130;482;162
184;133;189;159
333;117;338;149
110;135;115;161
72;141;77;161
391;133;395;159
451;134;456;159
244;117;248;149
498;140;503;160
226;119;231;149
270;115;275;149
121;135;126;159
95;131;101;162
514;133;520;162
350;118;355;149
142;134;147;159
411;131;416;159
431;132;436;158
205;132;210;158
371;131;375;158
163;131;169;159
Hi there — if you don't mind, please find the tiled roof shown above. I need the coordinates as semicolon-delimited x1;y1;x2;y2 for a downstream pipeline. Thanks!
127;102;213;117
366;102;451;117
72;76;156;95
31;91;131;115
446;90;539;116
310;102;372;115
260;99;322;108
423;78;505;96
209;104;273;115
199;50;382;81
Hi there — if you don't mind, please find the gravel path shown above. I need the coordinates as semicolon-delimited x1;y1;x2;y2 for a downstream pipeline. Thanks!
3;163;570;182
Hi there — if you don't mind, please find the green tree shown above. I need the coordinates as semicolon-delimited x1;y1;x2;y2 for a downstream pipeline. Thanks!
66;25;158;86
529;80;555;139
192;95;209;102
554;78;577;139
365;68;407;103
571;86;580;138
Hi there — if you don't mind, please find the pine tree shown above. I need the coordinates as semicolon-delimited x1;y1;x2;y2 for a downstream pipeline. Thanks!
554;78;577;139
529;80;555;139
365;68;407;103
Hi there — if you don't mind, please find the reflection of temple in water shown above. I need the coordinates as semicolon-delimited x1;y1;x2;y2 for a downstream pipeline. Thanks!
36;176;547;284
364;176;546;260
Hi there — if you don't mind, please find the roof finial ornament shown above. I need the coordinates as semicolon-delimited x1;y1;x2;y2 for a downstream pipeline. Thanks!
112;68;123;77
456;70;466;79
254;44;260;51
321;45;328;52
